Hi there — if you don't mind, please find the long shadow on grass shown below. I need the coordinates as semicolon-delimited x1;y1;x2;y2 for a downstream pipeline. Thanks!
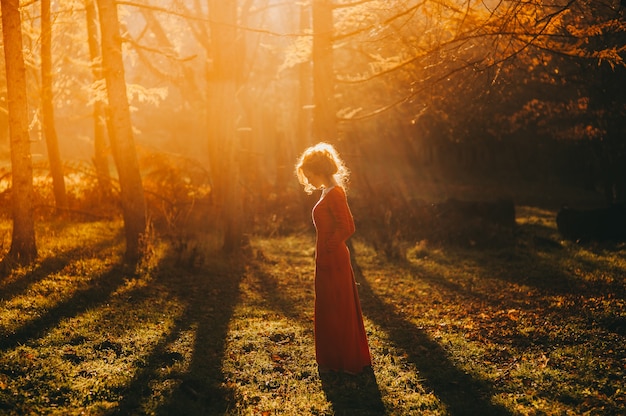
0;264;128;350
495;251;623;300
457;224;626;336
350;245;511;416
509;222;625;300
111;255;243;416
320;367;386;416
252;262;309;322
0;254;77;300
0;238;118;302
492;249;625;338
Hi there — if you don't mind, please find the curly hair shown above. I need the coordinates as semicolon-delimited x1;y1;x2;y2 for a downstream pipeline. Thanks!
295;142;350;194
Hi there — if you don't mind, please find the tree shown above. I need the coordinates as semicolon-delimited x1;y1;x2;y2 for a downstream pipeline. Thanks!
85;0;112;198
96;0;147;262
207;0;244;253
564;1;626;204
471;0;626;201
312;0;335;140
306;0;626;197
298;3;313;150
41;0;68;211
1;0;37;264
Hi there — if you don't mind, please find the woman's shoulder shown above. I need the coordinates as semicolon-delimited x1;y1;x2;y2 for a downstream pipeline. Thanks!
327;186;347;200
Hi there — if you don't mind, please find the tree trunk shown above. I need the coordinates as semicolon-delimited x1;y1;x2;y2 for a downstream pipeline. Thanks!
312;0;336;140
96;0;147;263
85;0;112;198
41;0;68;211
298;2;312;150
1;0;37;264
207;1;243;253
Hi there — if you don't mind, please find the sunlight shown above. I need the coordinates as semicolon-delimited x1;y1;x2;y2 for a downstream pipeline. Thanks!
0;262;97;332
14;273;188;412
364;318;444;411
221;312;321;414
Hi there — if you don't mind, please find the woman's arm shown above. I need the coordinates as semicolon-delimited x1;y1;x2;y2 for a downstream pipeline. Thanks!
326;188;355;249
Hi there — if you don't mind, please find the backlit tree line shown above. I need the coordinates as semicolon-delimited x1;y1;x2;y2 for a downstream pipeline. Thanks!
0;0;624;265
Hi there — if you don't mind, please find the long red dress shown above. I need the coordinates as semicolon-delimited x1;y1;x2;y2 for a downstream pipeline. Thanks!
312;186;371;374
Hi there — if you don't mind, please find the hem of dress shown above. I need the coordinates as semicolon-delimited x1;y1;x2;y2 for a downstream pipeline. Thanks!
317;363;372;376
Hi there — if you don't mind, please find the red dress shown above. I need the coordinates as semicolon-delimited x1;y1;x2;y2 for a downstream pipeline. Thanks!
312;186;371;374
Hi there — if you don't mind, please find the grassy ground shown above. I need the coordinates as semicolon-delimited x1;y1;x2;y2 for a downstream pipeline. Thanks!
0;206;624;415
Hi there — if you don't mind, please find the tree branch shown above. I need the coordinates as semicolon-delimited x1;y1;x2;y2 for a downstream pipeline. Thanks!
117;0;208;22
334;1;427;42
338;58;482;121
117;0;311;37
333;0;377;10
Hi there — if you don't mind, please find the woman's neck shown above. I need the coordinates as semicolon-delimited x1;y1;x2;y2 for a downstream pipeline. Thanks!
321;177;337;189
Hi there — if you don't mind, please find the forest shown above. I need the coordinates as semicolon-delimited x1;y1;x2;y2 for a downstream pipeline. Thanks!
0;0;625;415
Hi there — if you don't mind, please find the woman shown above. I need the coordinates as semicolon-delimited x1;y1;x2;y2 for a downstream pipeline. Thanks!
295;142;371;375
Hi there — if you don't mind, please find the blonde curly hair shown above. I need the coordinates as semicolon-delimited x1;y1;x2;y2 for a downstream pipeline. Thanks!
295;142;350;194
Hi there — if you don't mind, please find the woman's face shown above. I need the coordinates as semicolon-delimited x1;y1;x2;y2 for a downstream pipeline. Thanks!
305;171;326;189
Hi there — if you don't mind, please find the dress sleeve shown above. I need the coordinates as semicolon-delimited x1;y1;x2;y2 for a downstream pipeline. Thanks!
327;187;355;249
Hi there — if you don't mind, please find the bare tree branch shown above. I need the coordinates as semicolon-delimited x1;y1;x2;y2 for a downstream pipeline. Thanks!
333;0;377;10
334;1;427;42
117;0;208;22
118;0;310;37
338;58;482;121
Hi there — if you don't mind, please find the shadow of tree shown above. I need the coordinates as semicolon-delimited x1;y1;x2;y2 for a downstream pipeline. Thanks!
0;251;81;300
251;261;310;322
0;263;128;350
445;222;626;337
110;254;244;415
530;250;622;300
510;221;625;298
0;237;120;302
350;243;511;416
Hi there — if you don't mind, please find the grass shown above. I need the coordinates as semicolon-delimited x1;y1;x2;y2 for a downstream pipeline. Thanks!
0;206;624;415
